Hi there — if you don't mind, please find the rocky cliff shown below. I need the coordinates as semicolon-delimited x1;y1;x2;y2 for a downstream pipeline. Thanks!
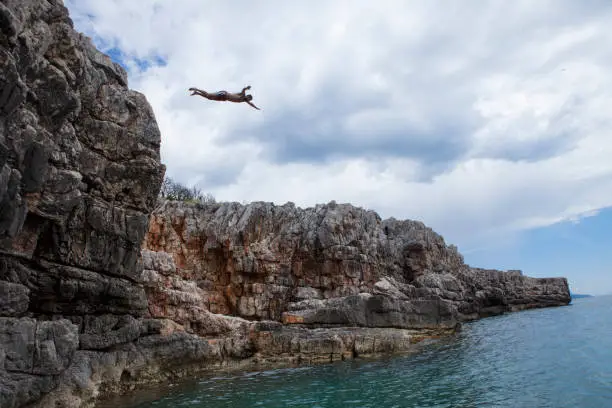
0;1;570;408
144;200;570;333
0;1;166;406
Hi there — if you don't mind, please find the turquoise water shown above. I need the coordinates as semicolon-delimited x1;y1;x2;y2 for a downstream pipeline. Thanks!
125;296;611;408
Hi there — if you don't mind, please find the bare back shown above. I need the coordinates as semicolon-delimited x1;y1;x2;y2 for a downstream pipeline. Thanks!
225;92;246;103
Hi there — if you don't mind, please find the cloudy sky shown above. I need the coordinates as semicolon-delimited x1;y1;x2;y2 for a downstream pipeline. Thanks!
64;0;612;295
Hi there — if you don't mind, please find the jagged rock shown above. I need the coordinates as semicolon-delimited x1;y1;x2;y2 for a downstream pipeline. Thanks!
0;258;149;316
0;0;163;259
0;0;163;407
0;372;56;408
79;315;146;350
0;281;29;316
144;200;570;325
0;318;78;376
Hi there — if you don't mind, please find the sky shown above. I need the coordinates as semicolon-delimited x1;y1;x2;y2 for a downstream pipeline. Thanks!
63;0;612;295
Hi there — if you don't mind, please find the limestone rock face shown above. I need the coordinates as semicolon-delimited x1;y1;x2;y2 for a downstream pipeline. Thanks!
0;318;79;408
144;200;571;329
0;0;164;406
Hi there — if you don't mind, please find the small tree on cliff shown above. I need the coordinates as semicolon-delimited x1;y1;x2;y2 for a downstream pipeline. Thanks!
159;176;216;204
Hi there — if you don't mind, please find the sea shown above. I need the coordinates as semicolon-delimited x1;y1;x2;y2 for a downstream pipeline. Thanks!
113;295;611;408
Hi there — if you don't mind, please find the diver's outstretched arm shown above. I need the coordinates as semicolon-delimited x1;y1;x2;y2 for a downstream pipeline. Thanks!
240;85;251;96
246;100;261;110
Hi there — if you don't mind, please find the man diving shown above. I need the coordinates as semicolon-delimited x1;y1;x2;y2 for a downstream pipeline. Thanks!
188;85;261;110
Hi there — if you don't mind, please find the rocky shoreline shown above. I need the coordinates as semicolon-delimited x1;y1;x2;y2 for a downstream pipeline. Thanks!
0;1;570;407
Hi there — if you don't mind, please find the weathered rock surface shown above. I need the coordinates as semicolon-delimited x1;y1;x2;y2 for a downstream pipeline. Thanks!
0;1;571;407
144;200;570;330
0;0;164;406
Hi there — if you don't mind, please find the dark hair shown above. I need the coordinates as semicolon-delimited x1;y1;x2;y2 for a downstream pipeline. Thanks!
246;94;253;101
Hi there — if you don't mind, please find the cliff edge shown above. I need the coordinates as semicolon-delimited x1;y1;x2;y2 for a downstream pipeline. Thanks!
0;2;570;408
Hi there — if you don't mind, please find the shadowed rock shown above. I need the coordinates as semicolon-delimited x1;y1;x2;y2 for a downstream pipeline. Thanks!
0;0;163;406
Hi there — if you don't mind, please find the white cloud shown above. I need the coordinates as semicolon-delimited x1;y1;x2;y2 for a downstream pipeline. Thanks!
64;0;612;251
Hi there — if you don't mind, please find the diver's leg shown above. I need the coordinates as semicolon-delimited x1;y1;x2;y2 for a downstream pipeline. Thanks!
189;88;216;99
189;88;230;101
189;87;204;95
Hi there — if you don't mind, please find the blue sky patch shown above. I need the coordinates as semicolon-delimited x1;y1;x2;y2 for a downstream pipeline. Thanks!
103;46;167;73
